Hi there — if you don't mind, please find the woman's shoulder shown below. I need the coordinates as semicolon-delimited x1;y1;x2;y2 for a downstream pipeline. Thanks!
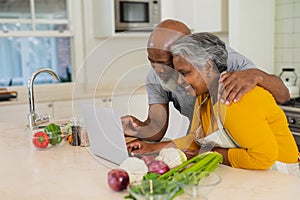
240;86;274;103
225;86;277;113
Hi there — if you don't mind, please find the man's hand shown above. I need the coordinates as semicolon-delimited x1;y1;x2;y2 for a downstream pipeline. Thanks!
219;70;259;105
219;69;290;104
121;115;142;137
127;140;153;154
127;140;174;154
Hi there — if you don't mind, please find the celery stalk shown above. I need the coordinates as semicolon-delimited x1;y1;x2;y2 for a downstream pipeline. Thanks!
157;152;211;180
204;152;223;172
183;153;217;173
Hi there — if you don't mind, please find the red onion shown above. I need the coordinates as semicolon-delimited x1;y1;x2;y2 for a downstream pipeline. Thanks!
148;160;170;175
107;169;129;191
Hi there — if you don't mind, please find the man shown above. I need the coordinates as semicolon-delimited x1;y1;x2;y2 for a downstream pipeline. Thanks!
121;19;290;142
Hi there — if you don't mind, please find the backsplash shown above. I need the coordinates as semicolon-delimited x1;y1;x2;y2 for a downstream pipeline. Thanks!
275;0;300;85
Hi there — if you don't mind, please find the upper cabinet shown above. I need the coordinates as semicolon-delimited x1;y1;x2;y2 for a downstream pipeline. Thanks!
92;0;228;37
161;0;228;33
92;0;115;37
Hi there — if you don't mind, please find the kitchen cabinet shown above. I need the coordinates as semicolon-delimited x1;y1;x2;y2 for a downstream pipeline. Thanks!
52;94;147;120
162;0;228;33
0;92;189;139
52;97;110;119
92;0;228;37
92;0;114;37
52;93;189;140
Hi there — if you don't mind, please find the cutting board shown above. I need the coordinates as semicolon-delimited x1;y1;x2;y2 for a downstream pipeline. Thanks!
0;88;17;101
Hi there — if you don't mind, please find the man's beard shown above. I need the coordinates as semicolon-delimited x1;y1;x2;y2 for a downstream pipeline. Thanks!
157;71;178;91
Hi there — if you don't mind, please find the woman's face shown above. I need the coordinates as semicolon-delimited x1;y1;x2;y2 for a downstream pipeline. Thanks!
172;55;209;96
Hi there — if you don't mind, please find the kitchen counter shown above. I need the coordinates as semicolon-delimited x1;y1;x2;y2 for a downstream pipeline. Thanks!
1;122;300;200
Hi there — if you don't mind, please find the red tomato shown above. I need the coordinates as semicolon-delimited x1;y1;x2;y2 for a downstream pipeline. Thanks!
32;131;49;148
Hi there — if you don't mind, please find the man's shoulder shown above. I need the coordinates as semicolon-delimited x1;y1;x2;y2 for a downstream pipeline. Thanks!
146;69;160;83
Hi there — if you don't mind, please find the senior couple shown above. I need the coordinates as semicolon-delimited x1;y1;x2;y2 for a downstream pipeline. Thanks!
121;19;299;176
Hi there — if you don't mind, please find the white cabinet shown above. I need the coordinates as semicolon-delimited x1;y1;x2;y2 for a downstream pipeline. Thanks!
92;0;115;37
162;0;228;33
92;0;228;37
193;0;228;32
52;97;110;119
1;92;189;140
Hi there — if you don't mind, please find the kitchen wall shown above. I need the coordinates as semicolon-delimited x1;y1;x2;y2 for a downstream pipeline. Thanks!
228;0;275;74
81;0;231;89
80;0;281;89
274;0;300;85
81;0;149;89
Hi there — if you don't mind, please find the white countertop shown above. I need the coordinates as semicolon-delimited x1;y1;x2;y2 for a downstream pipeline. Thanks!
1;122;300;200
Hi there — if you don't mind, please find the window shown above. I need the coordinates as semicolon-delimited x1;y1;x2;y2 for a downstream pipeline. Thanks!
0;0;73;87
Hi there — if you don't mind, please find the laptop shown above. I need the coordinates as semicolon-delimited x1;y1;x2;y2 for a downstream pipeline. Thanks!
82;104;130;165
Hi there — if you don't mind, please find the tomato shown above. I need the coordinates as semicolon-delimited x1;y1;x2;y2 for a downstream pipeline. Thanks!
32;131;49;148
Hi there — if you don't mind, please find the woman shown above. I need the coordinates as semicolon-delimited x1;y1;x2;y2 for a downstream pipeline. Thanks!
127;33;299;176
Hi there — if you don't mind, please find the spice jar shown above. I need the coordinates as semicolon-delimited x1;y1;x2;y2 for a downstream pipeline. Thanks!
80;123;90;147
70;117;81;146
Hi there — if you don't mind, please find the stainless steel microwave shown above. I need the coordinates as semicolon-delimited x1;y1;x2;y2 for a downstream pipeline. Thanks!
114;0;161;31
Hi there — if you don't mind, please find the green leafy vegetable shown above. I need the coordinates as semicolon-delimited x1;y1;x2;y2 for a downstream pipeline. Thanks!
124;151;223;200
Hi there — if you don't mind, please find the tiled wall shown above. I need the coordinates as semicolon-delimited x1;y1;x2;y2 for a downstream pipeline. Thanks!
275;0;300;83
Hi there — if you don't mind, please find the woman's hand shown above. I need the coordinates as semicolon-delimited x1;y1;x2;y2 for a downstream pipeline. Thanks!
182;149;200;160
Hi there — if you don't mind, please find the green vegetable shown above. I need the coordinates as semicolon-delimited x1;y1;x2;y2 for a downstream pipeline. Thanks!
143;173;160;180
203;152;223;172
124;151;223;200
44;123;62;145
158;151;213;181
183;152;218;173
126;179;179;200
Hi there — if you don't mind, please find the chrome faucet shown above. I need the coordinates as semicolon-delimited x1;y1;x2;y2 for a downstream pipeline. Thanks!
28;68;60;130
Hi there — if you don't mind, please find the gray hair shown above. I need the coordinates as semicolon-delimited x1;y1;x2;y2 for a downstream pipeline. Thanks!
170;32;228;73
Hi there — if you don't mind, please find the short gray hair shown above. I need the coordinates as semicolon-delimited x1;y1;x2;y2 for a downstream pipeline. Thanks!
170;32;227;73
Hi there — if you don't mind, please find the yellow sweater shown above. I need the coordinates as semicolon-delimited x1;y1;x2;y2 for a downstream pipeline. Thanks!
173;86;299;170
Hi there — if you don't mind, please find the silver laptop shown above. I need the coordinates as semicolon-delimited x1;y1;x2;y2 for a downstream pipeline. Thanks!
82;104;129;165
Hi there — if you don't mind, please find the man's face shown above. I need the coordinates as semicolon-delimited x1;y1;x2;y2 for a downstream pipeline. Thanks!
147;48;174;81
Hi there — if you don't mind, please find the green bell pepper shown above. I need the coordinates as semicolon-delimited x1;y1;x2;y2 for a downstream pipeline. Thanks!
44;123;62;145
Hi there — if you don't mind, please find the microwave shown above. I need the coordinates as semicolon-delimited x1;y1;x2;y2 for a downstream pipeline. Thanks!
115;0;161;31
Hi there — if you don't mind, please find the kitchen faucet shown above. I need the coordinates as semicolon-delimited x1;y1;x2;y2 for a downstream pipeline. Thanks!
28;68;60;130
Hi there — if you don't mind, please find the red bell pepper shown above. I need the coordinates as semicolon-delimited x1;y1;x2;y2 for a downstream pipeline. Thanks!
32;131;49;148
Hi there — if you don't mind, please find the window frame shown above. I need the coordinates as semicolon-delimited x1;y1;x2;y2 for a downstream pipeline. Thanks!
0;0;84;88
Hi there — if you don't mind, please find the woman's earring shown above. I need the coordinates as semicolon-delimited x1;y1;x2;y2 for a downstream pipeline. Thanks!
205;62;211;78
207;71;210;78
